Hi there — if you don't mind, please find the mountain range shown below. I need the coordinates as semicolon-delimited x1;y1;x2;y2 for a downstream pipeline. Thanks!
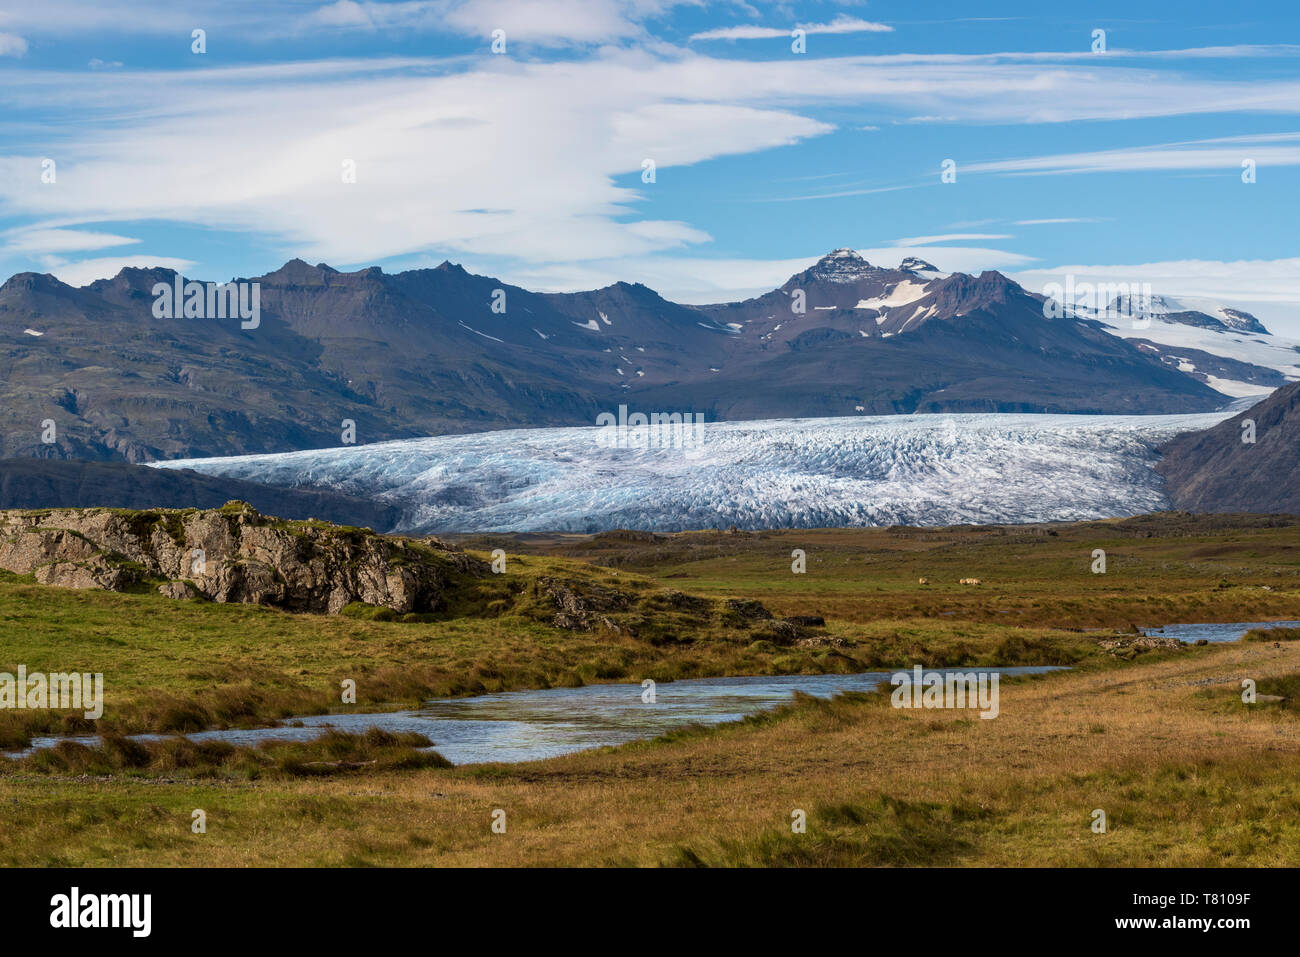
1;249;1292;463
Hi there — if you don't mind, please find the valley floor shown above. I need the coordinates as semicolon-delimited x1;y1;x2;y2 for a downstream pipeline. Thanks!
2;512;1298;866
2;640;1299;866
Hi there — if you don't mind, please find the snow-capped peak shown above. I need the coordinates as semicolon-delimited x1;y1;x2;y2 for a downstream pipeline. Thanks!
808;248;876;283
1106;292;1179;317
1106;292;1269;335
1215;306;1270;334
899;256;939;274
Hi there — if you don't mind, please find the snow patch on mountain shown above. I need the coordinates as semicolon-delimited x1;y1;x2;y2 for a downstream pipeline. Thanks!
855;279;929;312
1103;318;1300;388
899;257;946;280
1104;292;1269;334
153;409;1242;533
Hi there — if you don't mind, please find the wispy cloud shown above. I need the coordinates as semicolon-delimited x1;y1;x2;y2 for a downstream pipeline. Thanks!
891;233;1013;247
968;135;1300;176
2;227;141;254
302;0;668;45
691;16;893;42
747;183;917;203
1013;218;1105;225
38;254;196;287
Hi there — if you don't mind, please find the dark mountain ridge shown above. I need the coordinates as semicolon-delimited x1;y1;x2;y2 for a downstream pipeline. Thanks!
0;249;1230;462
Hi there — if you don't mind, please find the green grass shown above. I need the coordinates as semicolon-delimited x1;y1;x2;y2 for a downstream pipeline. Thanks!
0;571;1110;748
2;511;1300;865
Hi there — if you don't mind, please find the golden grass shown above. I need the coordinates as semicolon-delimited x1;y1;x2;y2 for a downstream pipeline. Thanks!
2;640;1297;866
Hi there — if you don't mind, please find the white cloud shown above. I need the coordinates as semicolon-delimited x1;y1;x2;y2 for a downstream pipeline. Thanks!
969;134;1300;177
0;32;26;57
1014;218;1103;225
4;50;1300;277
3;228;141;254
39;255;197;287
0;55;836;266
891;233;1013;247
439;0;658;44
303;0;659;44
691;16;893;41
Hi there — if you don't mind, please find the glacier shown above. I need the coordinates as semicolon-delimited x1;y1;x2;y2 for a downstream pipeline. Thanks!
151;409;1243;533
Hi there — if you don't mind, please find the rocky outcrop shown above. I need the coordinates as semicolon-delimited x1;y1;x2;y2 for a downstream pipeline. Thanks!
535;576;631;631
0;502;487;614
1098;635;1184;655
723;598;773;621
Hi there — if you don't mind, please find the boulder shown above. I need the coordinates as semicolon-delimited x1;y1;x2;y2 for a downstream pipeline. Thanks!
157;581;195;600
537;576;629;631
724;598;773;621
784;615;826;628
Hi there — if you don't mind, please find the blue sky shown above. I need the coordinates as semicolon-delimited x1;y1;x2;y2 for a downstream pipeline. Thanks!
2;0;1300;331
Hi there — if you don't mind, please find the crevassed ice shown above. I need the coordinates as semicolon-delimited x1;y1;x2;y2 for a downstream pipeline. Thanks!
151;410;1238;533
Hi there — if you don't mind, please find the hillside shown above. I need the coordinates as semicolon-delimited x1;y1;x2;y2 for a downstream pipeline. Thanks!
1157;380;1300;513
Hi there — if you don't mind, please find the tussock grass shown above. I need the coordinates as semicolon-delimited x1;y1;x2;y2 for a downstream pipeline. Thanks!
1245;626;1300;642
7;728;450;780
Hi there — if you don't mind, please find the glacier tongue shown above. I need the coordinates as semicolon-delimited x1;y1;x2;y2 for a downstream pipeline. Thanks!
151;410;1239;533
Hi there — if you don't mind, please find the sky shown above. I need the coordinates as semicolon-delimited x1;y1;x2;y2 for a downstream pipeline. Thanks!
2;0;1300;332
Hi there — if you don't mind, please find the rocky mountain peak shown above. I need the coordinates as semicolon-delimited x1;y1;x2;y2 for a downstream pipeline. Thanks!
899;256;940;274
1217;307;1270;335
806;248;877;283
0;272;71;296
259;259;344;285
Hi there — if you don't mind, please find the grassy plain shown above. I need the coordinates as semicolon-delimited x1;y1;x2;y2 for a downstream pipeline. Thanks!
1;511;1298;865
